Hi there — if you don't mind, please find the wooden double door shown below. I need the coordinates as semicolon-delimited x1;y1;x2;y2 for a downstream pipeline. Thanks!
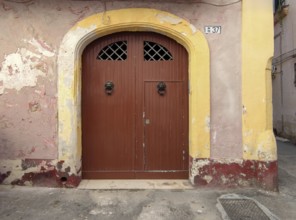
82;32;188;179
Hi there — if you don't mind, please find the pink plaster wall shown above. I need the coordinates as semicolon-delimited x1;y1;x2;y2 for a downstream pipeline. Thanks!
0;0;242;161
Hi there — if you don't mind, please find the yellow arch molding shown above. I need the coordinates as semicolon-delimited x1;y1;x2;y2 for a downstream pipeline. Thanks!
57;8;210;171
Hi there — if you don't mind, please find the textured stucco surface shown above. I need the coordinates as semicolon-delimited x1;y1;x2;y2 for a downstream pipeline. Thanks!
0;0;241;161
0;0;241;162
0;0;278;189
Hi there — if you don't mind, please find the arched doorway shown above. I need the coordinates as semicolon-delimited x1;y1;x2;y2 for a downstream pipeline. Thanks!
82;32;188;179
57;9;210;183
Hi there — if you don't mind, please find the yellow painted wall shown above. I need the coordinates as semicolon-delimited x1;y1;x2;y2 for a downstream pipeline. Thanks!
242;0;277;161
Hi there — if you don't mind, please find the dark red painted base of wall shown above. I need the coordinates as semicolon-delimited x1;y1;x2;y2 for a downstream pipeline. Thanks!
190;157;278;191
11;159;81;188
6;158;277;191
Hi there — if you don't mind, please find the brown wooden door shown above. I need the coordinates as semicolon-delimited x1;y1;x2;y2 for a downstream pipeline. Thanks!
82;32;188;179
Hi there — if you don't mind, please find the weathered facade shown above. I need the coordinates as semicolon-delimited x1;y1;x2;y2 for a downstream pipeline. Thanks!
273;0;296;144
0;0;277;190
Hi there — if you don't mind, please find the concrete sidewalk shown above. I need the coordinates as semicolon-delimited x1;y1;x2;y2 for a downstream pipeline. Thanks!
0;140;295;220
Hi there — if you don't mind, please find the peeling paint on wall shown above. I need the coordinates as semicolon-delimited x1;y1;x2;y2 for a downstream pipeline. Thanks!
189;24;197;34
0;48;44;94
24;38;55;57
190;157;278;191
0;0;277;190
0;159;80;187
0;37;55;94
156;13;182;25
205;116;210;132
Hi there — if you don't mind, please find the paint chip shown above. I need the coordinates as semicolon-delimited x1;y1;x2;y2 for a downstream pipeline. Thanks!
190;24;197;34
0;48;46;94
205;116;210;132
25;38;55;57
156;14;182;25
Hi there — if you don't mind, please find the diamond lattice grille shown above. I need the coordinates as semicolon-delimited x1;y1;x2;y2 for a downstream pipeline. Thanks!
144;41;173;61
97;41;127;60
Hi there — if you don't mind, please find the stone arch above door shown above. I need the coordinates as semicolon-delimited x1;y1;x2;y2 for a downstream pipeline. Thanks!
57;8;210;179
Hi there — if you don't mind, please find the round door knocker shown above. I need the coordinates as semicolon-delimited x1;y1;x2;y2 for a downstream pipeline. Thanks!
105;81;114;95
157;81;166;96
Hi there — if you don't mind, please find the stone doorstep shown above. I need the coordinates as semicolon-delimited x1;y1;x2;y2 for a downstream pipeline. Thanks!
78;179;195;190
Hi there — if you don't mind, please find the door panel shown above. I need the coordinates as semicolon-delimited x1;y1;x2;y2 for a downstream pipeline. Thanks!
143;82;188;171
82;32;188;179
82;33;136;177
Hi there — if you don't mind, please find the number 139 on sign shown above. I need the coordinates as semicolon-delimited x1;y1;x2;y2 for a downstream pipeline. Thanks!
204;26;222;34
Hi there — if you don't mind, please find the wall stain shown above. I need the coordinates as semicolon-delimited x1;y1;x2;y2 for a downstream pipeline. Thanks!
10;160;80;188
190;157;278;191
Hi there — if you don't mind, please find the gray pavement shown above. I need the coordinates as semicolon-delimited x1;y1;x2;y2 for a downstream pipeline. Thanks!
1;140;296;220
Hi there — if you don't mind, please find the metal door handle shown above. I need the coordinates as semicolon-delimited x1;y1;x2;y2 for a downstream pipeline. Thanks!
157;81;166;95
105;81;114;95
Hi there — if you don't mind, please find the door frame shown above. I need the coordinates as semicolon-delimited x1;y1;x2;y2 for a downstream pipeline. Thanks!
57;8;210;183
